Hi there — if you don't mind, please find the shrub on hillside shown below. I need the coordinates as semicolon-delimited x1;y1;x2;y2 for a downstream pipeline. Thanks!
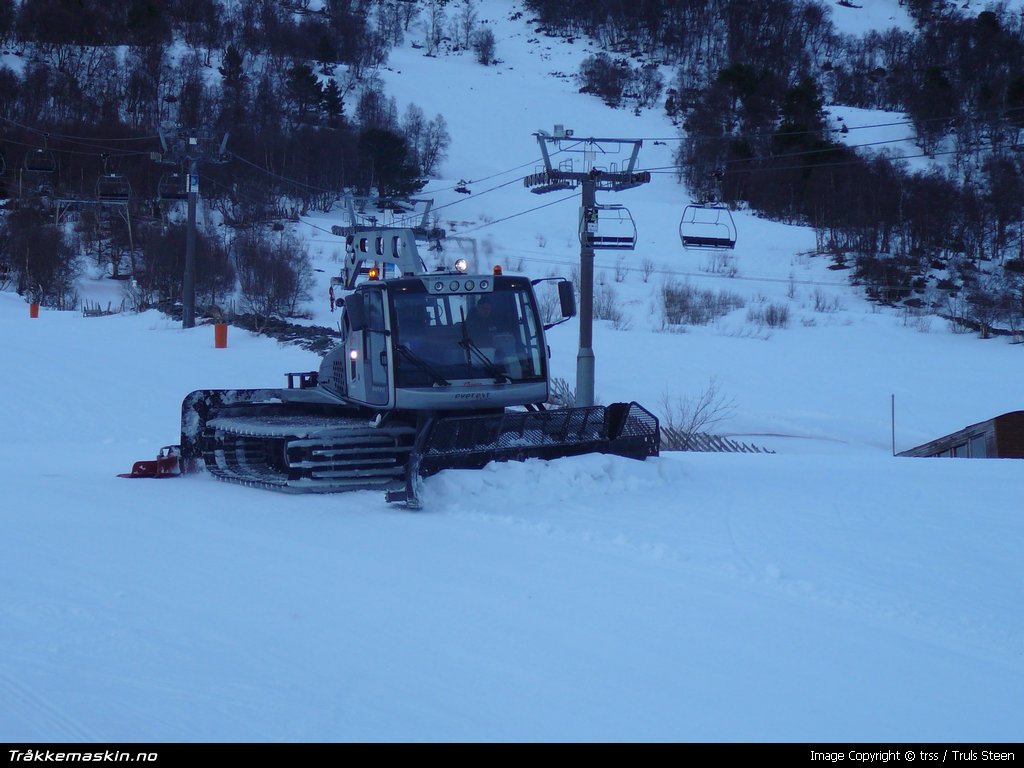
234;230;314;330
661;280;744;327
578;53;630;106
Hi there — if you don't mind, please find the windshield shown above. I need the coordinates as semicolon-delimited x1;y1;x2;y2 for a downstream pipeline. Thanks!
391;280;545;386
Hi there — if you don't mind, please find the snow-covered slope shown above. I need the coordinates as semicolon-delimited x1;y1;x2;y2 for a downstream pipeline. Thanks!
3;0;1023;744
2;291;1023;742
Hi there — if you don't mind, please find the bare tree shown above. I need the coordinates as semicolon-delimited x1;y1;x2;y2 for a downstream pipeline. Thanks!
423;0;446;54
418;113;451;176
402;103;427;170
2;210;79;310
659;378;736;450
375;0;405;47
632;64;664;108
471;27;495;65
453;0;478;49
234;229;314;329
398;0;420;32
640;257;655;283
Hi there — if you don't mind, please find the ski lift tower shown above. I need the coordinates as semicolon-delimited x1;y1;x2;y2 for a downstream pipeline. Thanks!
524;127;650;407
157;125;229;329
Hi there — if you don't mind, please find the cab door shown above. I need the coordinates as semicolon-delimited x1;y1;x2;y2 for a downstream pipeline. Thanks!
362;288;393;407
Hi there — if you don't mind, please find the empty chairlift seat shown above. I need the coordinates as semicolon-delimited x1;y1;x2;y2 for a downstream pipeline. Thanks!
679;202;737;249
96;174;131;201
24;148;56;174
581;204;637;250
157;172;188;201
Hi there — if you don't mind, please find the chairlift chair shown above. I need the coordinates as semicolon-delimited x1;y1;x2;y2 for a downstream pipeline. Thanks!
157;172;188;201
679;201;737;250
24;148;56;174
96;173;132;201
581;203;637;250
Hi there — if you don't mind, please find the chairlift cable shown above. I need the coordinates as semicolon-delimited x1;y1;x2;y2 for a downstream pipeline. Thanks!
640;103;1024;145
0;134;149;159
196;172;939;296
504;249;921;293
642;140;991;177
638;133;930;174
197;171;347;241
419;156;551;194
0;115;161;143
460;193;578;234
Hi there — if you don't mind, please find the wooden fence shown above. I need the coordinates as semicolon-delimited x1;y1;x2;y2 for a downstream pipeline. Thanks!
661;427;774;454
81;300;124;317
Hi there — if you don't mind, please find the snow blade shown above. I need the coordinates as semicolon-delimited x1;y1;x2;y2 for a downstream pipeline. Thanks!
387;402;660;507
420;401;660;473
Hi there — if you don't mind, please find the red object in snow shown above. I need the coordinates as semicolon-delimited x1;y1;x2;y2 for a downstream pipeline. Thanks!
118;446;184;479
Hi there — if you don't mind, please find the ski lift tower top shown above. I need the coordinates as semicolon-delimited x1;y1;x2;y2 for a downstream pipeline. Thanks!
525;128;650;408
525;129;650;193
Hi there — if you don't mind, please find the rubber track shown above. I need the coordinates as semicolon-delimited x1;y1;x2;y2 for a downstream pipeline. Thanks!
202;414;417;494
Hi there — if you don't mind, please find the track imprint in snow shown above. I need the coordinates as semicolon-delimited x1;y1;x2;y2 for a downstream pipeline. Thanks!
0;664;99;741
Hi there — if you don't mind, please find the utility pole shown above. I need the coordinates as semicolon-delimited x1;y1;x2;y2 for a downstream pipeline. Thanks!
157;127;229;329
525;128;649;406
577;175;597;406
184;156;198;328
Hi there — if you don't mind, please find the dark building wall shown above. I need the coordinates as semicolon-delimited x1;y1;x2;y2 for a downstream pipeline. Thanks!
994;411;1024;458
898;411;1024;459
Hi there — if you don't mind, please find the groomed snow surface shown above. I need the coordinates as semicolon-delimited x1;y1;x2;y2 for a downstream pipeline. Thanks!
3;0;1023;744
3;294;1022;743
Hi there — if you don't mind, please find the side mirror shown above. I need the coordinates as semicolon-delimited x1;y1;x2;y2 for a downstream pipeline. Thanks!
345;294;366;331
558;280;576;319
533;276;577;330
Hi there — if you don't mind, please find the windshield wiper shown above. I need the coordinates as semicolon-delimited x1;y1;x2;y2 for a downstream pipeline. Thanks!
396;344;450;386
458;337;511;384
457;305;510;384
